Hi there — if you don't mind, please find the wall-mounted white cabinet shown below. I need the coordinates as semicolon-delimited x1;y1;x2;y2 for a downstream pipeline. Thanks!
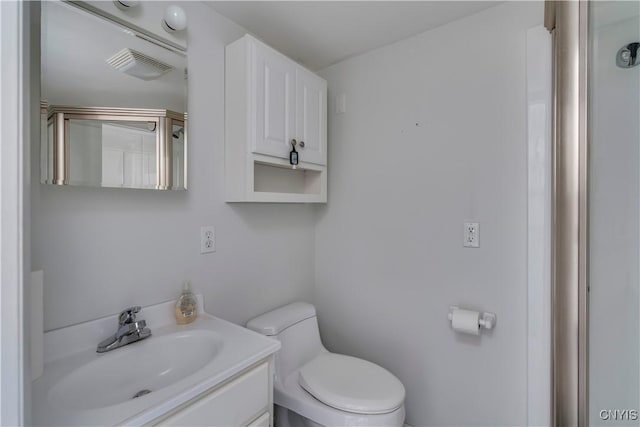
225;35;327;203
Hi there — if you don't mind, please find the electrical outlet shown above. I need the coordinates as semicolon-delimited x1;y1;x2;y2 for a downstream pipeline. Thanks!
463;222;480;248
200;226;215;254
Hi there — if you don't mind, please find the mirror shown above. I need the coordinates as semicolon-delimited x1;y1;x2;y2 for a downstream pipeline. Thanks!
41;1;187;190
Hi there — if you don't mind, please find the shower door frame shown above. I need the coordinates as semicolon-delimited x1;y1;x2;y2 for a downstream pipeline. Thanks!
545;0;589;425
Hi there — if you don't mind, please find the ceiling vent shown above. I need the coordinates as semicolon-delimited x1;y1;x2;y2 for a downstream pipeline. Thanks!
106;48;173;81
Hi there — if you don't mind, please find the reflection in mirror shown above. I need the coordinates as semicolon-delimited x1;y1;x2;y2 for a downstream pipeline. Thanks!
99;121;157;189
41;1;187;190
172;122;186;189
42;106;186;190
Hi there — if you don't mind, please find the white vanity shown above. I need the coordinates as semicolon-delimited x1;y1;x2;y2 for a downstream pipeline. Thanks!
32;297;280;426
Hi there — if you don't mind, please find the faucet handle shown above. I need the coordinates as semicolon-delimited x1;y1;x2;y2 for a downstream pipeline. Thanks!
119;306;141;325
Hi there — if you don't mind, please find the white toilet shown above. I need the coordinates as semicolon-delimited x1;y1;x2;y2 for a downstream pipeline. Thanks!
247;302;406;427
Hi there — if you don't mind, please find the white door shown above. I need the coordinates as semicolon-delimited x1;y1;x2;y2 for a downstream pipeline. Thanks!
252;42;295;159
295;69;326;165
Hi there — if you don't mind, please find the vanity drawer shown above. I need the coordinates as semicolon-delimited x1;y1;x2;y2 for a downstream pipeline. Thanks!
155;362;269;426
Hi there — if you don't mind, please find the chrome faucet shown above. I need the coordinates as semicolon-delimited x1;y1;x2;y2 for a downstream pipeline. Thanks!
97;306;152;353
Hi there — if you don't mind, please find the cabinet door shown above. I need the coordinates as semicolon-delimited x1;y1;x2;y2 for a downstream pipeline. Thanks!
154;363;269;426
252;42;295;159
295;69;327;165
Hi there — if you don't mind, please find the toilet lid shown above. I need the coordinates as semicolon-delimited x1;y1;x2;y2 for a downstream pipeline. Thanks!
298;353;405;415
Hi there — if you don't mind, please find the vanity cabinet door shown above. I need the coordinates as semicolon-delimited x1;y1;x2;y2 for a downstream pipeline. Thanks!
252;42;296;160
154;362;269;427
295;69;327;165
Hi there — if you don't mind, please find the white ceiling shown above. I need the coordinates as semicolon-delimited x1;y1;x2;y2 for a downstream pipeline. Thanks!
208;1;500;70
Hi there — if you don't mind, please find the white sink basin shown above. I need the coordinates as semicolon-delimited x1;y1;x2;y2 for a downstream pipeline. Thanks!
32;299;280;426
48;330;223;410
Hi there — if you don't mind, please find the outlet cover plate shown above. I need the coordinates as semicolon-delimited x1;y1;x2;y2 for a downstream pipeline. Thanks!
463;222;479;248
200;226;215;254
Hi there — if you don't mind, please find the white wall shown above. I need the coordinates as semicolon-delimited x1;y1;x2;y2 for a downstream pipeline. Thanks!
315;2;542;426
589;2;640;424
525;25;551;427
31;2;315;331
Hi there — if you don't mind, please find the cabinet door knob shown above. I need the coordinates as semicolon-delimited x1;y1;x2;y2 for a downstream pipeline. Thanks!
299;140;305;148
290;139;297;147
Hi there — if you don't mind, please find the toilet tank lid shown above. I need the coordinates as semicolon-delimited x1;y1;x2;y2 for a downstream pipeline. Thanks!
246;302;316;336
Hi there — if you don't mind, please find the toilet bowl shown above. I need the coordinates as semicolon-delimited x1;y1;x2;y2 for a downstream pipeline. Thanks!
247;303;406;427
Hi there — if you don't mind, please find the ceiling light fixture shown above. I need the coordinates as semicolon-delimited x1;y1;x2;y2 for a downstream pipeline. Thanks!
162;5;187;33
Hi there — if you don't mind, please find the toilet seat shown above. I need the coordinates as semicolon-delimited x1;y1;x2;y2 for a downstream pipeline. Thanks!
298;353;405;415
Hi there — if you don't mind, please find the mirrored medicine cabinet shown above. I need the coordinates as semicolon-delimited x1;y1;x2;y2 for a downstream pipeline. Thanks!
40;1;188;190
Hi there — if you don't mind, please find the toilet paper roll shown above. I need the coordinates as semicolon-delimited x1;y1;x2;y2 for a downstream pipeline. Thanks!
451;308;481;335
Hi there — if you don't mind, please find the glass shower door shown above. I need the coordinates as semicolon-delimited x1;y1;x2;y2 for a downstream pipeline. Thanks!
589;1;640;425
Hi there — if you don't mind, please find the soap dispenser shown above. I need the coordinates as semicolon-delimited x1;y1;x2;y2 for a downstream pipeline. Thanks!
174;281;198;325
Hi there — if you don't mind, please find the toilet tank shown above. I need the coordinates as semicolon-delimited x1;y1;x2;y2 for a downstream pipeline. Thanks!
247;302;325;381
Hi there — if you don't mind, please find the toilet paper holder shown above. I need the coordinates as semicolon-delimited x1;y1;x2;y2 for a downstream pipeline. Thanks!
448;306;496;331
